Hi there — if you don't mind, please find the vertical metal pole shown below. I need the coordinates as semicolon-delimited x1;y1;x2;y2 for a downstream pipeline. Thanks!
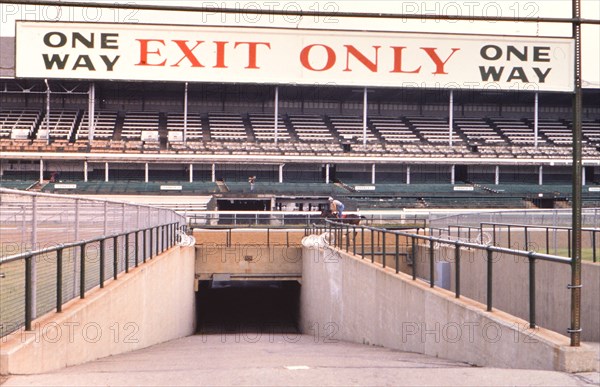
145;163;149;183
406;165;411;185
371;228;375;263
570;0;583;347
211;163;216;182
449;89;454;146
362;87;368;147
429;239;434;287
524;226;529;251
382;231;386;268
183;81;188;144
274;86;279;145
593;231;597;263
486;249;493;311
534;92;539;148
100;239;105;288
529;255;536;328
495;165;500;185
39;159;44;183
84;160;88;182
395;233;399;274
88;82;95;141
125;234;130;273
30;196;37;319
25;254;33;331
412;237;417;280
361;226;365;259
149;227;153;258
113;236;118;280
45;78;50;145
143;229;147;263
80;243;86;299
189;163;194;183
105;162;109;182
455;245;461;298
539;165;543;186
56;248;63;312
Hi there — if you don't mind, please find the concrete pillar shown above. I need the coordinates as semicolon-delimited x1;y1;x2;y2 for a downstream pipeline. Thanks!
582;166;586;186
495;165;500;185
539;165;543;186
105;162;109;182
189;164;193;183
84;160;88;182
451;165;456;185
145;163;149;183
211;164;216;182
371;164;376;185
39;159;44;182
406;166;411;185
279;164;284;183
325;164;330;184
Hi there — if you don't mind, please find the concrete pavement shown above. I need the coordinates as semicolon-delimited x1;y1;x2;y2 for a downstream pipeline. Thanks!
3;335;599;386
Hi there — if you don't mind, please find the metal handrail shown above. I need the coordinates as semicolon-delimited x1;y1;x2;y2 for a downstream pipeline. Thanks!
0;222;182;336
310;219;578;345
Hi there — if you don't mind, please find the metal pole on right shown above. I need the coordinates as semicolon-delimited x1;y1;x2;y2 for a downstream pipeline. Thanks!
569;0;582;347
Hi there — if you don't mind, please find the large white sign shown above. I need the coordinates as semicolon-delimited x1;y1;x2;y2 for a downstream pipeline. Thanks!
16;21;574;91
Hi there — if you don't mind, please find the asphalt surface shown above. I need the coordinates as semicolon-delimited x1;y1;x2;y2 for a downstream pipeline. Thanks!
2;335;599;386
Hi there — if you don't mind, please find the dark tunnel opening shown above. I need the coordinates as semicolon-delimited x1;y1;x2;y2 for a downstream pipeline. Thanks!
195;280;301;335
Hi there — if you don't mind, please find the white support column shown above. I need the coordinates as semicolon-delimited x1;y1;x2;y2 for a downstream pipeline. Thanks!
279;164;284;183
39;159;44;182
406;166;411;185
495;165;500;185
189;163;194;183
371;164;376;185
183;82;189;144
105;162;109;182
211;164;216;182
534;92;539;148
325;164;330;184
84;160;88;182
88;82;95;141
582;166;586;186
449;90;454;146
538;165;543;186
274;86;279;144
451;165;456;185
362;87;368;147
145;163;149;183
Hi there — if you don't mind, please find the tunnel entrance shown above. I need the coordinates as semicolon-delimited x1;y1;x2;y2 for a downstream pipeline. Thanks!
195;280;300;335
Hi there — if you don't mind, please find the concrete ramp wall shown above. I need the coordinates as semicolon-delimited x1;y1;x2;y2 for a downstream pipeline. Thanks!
300;241;597;372
1;246;196;375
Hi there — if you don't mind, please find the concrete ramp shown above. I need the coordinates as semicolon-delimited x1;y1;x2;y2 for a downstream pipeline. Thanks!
300;239;597;373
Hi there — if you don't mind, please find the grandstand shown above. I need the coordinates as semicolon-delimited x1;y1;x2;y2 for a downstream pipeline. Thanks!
0;21;599;214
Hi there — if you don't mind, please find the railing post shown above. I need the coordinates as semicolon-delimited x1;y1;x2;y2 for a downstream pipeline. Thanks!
382;231;386;268
371;228;375;263
113;236;118;280
25;254;33;331
593;231;597;263
546;227;550;255
352;226;356;256
412;237;416;280
524;226;529;250
135;231;139;267
529;254;536;328
395;233;399;274
486;248;493;312
80;243;86;299
429;239;434;288
143;229;147;263
361;226;365;259
155;226;159;256
125;233;130;273
56;248;63;312
455;244;461;298
345;224;349;253
149;227;153;259
100;239;105;288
